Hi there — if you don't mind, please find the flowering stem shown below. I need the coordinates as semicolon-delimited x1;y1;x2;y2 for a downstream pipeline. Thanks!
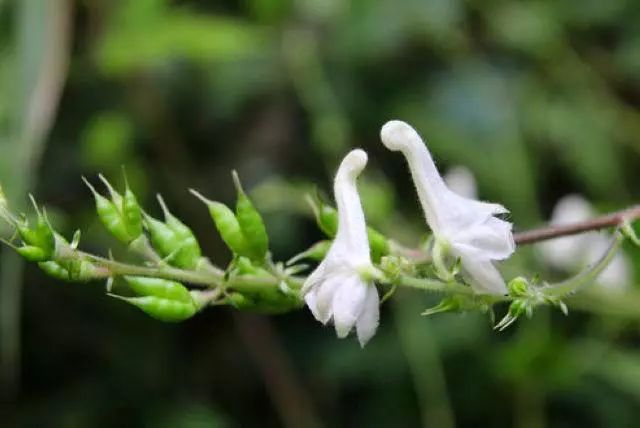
389;275;475;295
514;205;640;245
543;232;624;298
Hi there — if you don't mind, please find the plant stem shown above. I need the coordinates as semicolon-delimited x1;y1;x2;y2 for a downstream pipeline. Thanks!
514;205;640;245
543;233;624;298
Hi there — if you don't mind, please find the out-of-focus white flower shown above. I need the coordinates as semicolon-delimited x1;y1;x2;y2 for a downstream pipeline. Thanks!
444;166;477;199
380;120;515;294
538;194;631;291
302;149;380;347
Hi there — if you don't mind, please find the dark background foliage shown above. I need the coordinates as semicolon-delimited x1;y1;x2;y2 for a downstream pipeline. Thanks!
1;0;640;426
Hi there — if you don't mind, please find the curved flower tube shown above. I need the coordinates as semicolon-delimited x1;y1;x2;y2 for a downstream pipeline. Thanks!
302;149;380;346
380;120;515;294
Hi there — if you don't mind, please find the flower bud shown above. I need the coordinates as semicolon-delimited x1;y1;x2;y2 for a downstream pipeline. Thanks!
124;276;193;303
507;277;529;297
232;172;269;261
17;245;50;262
110;294;197;322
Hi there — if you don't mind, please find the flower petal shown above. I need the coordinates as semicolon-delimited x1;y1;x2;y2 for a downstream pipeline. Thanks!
315;276;343;324
304;288;321;321
452;217;515;261
356;284;380;347
332;276;367;338
459;255;508;295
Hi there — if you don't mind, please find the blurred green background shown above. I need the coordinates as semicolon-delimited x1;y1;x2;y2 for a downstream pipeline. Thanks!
2;0;640;426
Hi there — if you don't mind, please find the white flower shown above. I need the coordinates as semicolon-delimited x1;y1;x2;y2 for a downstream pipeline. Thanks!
444;166;478;200
302;149;380;347
380;120;515;294
538;194;631;291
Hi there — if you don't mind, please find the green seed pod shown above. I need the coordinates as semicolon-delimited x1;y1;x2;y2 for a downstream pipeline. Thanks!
367;228;390;262
317;204;338;237
191;189;249;256
39;259;105;282
124;276;193;303
156;196;202;269
84;178;130;243
38;261;72;281
122;184;143;239
17;245;49;262
111;294;197;322
144;214;179;257
232;172;269;261
15;212;55;262
84;176;143;244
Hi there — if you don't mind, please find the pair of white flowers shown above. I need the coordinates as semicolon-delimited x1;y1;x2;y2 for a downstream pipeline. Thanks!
302;120;516;346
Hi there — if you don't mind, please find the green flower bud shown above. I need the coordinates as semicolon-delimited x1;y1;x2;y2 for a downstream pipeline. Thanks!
124;276;193;303
232;172;269;261
507;277;529;297
190;189;249;256
110;294;197;322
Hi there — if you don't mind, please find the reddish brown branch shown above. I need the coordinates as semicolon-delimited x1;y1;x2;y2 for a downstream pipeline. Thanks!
514;205;640;245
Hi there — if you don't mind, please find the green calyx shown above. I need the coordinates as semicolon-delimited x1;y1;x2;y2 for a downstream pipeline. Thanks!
109;294;197;322
15;199;56;262
110;276;200;322
38;259;106;282
143;195;203;269
190;172;270;262
83;174;143;244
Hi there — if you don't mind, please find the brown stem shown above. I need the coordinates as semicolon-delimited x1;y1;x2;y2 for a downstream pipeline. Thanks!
514;205;640;245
